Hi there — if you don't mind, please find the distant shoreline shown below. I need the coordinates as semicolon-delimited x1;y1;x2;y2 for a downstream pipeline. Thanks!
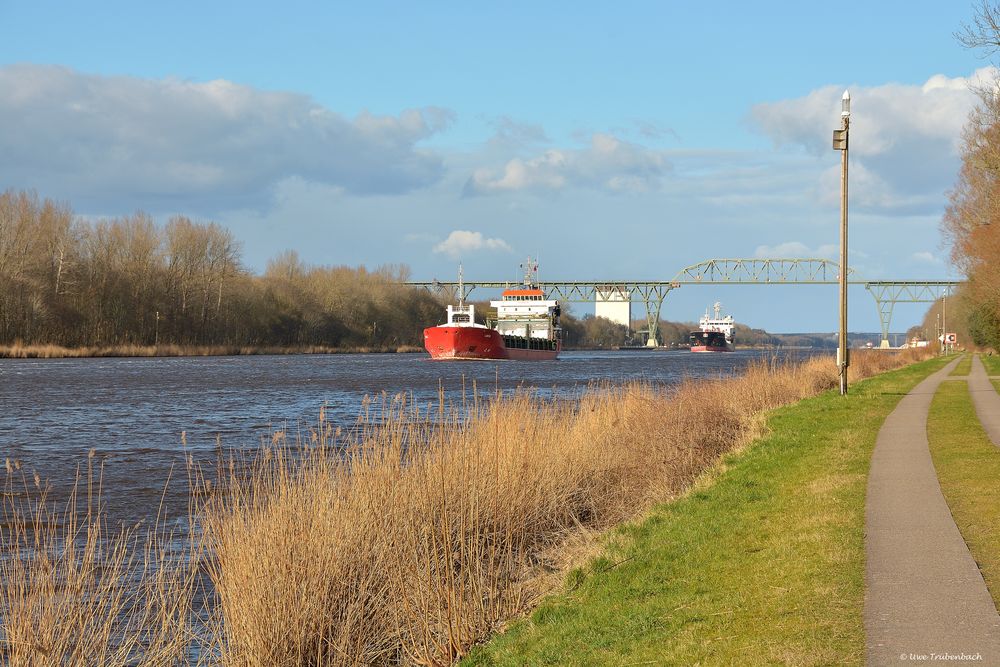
0;343;426;359
0;342;853;359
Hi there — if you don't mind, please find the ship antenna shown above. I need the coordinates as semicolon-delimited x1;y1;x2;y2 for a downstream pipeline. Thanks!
458;263;464;308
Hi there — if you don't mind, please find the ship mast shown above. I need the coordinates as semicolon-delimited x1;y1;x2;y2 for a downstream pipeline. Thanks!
458;263;464;308
520;256;537;287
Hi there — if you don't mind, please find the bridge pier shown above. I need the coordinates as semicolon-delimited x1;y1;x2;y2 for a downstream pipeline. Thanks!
637;285;675;347
865;283;953;350
872;293;895;348
644;295;665;347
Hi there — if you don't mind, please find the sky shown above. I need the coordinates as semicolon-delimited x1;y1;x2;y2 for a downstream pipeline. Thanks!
0;1;990;333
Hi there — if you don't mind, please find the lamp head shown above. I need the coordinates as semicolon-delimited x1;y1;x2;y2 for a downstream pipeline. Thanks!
841;90;851;118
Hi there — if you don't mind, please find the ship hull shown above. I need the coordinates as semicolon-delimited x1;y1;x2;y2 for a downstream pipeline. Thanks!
424;326;559;360
690;344;733;353
689;330;732;352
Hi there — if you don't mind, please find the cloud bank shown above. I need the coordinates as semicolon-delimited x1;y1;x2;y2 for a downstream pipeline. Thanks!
754;241;838;259
750;69;996;214
464;133;670;196
0;64;453;211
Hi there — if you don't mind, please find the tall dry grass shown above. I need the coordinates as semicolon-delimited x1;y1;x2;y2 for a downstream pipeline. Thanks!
0;456;202;665
198;349;932;665
0;348;933;665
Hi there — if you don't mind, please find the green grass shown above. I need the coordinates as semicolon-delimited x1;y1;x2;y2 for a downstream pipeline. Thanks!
927;380;1000;607
981;353;1000;376
463;357;950;667
984;354;1000;393
950;353;972;376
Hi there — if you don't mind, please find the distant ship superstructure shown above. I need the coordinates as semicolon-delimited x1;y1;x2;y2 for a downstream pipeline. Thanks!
689;302;734;352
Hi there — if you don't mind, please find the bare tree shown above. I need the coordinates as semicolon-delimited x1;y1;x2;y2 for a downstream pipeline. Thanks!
957;1;1000;55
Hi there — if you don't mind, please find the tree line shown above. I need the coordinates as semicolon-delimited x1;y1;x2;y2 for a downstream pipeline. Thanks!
0;189;442;349
940;3;1000;349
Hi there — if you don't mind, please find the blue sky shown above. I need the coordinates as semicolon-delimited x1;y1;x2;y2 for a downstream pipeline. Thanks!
0;1;987;332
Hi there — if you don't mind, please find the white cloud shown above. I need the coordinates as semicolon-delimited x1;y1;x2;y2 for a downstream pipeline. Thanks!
750;68;996;215
433;230;512;258
0;64;454;211
912;251;944;264
464;132;670;196
754;241;838;259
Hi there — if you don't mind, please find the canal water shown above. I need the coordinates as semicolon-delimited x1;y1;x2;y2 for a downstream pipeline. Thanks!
0;349;816;525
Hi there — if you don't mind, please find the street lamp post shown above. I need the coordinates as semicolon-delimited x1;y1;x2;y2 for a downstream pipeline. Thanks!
942;290;948;354
833;90;850;395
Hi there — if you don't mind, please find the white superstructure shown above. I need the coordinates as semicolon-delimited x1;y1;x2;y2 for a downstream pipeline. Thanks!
489;294;559;340
699;302;735;345
488;258;561;340
446;264;489;329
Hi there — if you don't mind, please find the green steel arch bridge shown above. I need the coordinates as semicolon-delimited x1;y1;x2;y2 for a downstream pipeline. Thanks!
407;258;959;348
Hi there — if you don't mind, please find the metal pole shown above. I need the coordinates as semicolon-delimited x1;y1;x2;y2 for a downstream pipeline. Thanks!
942;291;947;354
838;91;850;395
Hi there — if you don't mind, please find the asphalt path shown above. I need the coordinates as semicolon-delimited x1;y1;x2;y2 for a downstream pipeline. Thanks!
968;354;1000;448
865;356;1000;665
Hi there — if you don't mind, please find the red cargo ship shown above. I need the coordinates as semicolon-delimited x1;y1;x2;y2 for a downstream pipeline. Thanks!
424;260;562;361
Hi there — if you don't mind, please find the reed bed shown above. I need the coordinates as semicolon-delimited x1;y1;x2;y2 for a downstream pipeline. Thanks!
196;349;929;665
0;456;202;665
1;349;932;665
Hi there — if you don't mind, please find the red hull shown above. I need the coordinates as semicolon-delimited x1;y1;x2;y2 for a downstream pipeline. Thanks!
690;345;732;353
423;326;559;360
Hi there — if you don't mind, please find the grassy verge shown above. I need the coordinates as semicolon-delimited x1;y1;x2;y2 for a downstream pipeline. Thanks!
464;357;950;666
927;380;1000;606
950;353;972;376
981;353;1000;376
981;353;1000;393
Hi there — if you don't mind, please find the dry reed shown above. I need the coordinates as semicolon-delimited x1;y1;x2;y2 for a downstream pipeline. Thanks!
0;457;202;665
198;349;931;665
0;348;932;665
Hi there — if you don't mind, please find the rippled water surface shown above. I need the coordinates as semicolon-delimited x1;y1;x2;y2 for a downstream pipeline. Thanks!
1;349;817;523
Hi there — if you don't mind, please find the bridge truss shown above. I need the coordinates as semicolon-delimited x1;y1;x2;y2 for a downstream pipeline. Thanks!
865;281;956;347
408;259;959;347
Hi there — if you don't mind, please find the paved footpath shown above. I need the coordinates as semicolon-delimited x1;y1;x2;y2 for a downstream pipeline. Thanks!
865;356;1000;665
968;354;1000;447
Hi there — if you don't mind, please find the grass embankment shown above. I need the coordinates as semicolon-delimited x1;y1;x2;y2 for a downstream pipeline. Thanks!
0;343;423;358
927;378;1000;607
464;356;950;666
981;354;1000;376
950;353;972;375
979;353;1000;395
976;354;1000;393
1;350;935;664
